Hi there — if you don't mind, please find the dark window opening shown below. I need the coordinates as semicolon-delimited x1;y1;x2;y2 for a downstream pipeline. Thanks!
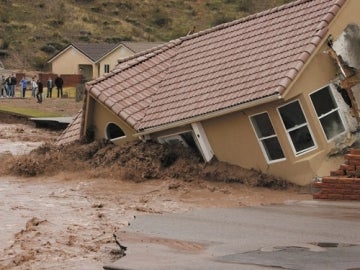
310;86;345;140
278;100;315;155
104;64;110;73
250;112;285;162
106;123;125;139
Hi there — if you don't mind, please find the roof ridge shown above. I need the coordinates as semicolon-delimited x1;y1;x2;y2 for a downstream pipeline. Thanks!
71;42;121;62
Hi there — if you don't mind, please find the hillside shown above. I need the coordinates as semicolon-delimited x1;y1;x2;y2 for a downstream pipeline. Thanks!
0;0;292;71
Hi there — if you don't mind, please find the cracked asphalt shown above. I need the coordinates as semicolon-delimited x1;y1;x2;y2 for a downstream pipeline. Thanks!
105;200;360;270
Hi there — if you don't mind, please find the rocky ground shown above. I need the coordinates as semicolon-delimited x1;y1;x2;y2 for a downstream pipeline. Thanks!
0;97;312;269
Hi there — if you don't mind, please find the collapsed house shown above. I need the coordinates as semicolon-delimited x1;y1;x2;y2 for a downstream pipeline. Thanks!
57;0;360;185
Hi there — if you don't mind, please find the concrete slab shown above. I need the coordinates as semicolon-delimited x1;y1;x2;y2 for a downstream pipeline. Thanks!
29;116;73;129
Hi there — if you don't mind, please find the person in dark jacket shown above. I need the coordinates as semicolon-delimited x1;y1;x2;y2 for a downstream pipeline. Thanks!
36;79;43;103
54;75;63;98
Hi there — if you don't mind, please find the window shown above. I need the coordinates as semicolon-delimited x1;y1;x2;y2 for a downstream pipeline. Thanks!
104;64;110;73
106;123;125;140
278;100;316;155
310;85;345;140
250;112;285;162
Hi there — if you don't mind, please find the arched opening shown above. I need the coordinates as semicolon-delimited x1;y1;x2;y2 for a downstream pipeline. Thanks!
106;123;125;140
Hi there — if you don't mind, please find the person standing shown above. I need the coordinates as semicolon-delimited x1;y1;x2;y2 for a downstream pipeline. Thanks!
5;75;11;97
46;77;53;98
36;79;43;103
31;76;37;98
55;74;63;98
9;73;17;97
0;75;5;97
19;76;28;98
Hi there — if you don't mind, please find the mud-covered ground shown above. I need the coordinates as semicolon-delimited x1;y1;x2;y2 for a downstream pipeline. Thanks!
0;98;312;269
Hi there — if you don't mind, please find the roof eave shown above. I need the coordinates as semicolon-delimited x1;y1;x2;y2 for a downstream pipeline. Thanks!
134;93;282;137
47;44;72;63
95;43;124;63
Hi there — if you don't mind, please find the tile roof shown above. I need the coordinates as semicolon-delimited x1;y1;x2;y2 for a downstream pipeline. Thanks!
86;0;346;132
72;43;120;62
55;110;83;145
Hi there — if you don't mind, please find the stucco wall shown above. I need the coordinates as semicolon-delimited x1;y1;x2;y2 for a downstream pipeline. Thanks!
98;46;134;77
52;45;135;79
51;48;93;76
87;96;137;144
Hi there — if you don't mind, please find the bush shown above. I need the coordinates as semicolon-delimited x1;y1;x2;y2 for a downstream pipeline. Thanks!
0;39;9;49
32;56;48;70
153;15;171;27
40;44;56;54
237;0;252;12
211;14;235;26
0;49;9;57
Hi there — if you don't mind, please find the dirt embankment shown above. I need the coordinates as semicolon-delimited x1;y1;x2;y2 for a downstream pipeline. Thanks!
3;136;292;190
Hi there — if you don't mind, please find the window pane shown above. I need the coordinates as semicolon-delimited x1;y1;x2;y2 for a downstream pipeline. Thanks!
310;86;336;116
320;113;345;140
262;137;285;160
279;101;306;129
289;126;315;153
251;113;275;137
250;112;285;162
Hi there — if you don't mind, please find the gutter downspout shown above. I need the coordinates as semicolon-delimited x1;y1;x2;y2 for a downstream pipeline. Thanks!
134;94;282;137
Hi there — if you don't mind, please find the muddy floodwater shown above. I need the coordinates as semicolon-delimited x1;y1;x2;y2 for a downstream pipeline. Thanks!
0;121;312;269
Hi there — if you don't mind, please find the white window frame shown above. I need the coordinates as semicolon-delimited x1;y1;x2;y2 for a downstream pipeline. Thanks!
250;111;286;164
277;100;317;156
309;84;346;142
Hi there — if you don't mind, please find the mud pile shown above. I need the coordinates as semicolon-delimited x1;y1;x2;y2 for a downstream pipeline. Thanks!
4;139;291;189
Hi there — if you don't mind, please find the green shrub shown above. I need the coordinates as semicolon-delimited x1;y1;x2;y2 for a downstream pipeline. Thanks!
0;39;9;50
237;0;252;12
0;49;9;57
40;44;56;54
32;56;48;70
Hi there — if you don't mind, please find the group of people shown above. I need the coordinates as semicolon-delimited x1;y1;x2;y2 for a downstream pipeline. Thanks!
0;74;64;103
0;73;17;98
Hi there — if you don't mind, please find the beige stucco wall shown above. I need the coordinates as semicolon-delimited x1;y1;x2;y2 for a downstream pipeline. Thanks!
51;46;135;79
98;46;134;77
51;47;94;77
201;95;345;185
85;95;137;144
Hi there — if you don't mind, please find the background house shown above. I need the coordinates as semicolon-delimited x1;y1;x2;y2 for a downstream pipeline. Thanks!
58;0;360;185
47;42;164;81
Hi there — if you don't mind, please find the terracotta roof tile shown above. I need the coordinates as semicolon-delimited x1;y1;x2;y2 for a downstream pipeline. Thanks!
86;0;346;132
56;110;83;145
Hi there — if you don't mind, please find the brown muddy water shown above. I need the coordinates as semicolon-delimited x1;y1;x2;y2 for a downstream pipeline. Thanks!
0;122;312;269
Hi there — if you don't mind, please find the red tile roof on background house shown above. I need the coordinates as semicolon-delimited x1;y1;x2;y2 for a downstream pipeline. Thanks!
86;0;346;133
